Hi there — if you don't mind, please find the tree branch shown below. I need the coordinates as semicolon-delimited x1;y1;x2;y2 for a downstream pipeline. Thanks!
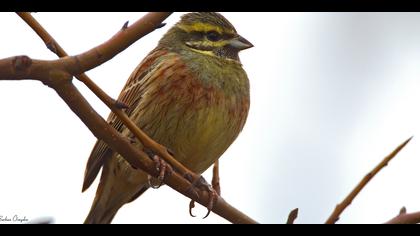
325;137;413;224
0;12;257;224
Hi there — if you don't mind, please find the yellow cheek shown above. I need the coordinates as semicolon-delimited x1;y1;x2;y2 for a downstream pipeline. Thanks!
190;48;216;57
202;40;229;47
189;48;239;63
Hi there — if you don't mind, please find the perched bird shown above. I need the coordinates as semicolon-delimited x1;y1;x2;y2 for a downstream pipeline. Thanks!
82;12;253;224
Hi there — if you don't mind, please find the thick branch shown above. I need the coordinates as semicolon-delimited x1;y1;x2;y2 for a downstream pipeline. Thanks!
325;137;412;224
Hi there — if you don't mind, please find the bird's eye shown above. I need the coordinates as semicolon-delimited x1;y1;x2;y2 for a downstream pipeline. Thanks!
206;31;222;42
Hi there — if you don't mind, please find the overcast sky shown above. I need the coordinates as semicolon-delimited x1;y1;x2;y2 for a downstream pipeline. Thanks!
1;12;420;224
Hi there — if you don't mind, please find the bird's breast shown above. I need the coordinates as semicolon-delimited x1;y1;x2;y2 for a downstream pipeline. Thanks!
137;66;249;173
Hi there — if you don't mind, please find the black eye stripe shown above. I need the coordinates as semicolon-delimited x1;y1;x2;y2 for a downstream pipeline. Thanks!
206;31;222;41
188;31;204;41
189;31;234;41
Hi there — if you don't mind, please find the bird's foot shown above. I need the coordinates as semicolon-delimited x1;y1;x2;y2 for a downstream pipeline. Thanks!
186;175;219;219
147;154;173;189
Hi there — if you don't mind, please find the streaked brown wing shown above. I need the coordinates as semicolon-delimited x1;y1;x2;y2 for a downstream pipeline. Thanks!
82;48;168;192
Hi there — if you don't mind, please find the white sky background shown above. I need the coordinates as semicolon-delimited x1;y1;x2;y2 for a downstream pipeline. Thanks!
1;12;420;224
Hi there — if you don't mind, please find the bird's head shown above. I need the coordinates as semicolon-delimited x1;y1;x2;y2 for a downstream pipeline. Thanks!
159;12;253;62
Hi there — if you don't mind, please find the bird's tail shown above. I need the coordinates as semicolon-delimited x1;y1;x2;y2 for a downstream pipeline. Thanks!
84;192;119;224
84;158;149;224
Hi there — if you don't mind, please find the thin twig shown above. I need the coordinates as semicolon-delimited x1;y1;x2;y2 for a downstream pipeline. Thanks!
0;13;257;224
16;12;198;182
286;208;299;224
385;207;420;224
325;137;413;224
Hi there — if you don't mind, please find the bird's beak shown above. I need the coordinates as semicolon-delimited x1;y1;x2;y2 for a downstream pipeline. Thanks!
229;35;254;51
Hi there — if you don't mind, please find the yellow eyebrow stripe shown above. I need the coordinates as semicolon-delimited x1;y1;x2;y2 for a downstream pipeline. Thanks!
177;22;234;34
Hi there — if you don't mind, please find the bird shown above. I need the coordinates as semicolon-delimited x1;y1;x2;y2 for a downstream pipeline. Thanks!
82;12;253;224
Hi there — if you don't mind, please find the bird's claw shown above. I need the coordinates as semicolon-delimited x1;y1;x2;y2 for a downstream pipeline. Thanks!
189;200;196;217
187;175;219;219
147;155;173;189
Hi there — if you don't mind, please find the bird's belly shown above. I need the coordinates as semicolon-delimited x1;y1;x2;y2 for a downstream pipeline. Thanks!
144;103;242;174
